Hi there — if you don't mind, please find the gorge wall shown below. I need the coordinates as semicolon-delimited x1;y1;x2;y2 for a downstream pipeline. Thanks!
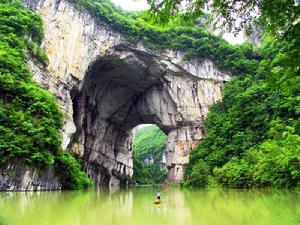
11;0;230;188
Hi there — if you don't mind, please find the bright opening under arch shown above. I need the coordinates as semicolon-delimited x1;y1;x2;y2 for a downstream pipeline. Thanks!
66;46;225;186
132;124;168;185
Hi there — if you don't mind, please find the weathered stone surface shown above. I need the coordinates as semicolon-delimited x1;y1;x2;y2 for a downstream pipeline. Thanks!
0;161;62;191
0;0;231;189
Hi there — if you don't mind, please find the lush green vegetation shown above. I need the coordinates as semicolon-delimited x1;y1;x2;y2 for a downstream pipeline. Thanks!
132;155;153;185
68;0;261;77
134;125;166;163
147;0;299;38
0;0;91;189
184;38;299;188
2;0;298;189
133;125;167;184
73;0;299;188
147;0;300;92
144;0;300;189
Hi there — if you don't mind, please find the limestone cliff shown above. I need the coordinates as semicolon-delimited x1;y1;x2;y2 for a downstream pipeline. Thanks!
0;160;62;191
10;0;230;188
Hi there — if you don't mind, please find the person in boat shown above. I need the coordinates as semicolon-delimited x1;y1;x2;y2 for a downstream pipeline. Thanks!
154;192;161;204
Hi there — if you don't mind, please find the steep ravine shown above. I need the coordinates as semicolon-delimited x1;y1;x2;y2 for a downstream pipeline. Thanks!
1;0;231;190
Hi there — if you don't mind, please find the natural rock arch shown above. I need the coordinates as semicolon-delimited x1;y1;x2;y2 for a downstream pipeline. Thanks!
23;0;230;186
66;43;229;185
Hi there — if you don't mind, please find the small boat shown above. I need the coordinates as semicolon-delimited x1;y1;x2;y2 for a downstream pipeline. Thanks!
154;199;161;204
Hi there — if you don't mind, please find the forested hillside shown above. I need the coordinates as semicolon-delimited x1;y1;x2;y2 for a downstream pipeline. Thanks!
133;125;167;184
184;36;300;188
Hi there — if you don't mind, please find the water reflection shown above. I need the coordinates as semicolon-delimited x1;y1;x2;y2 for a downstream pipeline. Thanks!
0;188;299;225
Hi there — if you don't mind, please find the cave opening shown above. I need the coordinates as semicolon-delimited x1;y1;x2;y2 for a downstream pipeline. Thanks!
67;46;208;187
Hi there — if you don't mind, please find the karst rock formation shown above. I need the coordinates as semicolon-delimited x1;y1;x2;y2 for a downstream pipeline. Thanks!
0;0;231;190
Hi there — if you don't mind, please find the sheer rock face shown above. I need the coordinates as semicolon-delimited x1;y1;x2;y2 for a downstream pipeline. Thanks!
19;0;230;187
0;160;62;191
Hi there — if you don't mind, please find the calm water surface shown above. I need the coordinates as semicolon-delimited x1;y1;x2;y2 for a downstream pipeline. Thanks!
0;187;299;225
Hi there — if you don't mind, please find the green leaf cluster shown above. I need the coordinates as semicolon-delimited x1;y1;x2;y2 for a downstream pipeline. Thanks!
0;0;91;189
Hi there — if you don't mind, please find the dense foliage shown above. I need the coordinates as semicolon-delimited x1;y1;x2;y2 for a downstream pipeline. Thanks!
184;37;300;188
134;125;166;162
0;0;91;189
148;0;299;37
132;155;154;185
133;125;167;184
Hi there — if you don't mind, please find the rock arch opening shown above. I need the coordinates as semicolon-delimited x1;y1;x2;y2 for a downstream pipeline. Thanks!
67;45;225;186
132;124;168;185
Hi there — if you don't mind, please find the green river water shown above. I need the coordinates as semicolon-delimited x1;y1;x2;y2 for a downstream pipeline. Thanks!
0;187;299;225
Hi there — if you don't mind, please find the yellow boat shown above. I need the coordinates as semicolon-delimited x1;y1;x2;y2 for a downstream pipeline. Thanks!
154;199;161;204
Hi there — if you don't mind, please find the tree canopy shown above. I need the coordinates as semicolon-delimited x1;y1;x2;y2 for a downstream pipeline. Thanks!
147;0;300;38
